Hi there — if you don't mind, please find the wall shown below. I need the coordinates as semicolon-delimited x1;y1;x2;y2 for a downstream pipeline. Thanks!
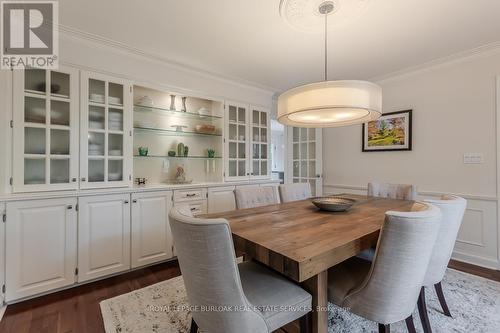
323;50;500;269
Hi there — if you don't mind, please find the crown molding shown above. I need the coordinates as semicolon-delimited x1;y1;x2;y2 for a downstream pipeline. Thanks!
58;24;279;95
372;40;500;84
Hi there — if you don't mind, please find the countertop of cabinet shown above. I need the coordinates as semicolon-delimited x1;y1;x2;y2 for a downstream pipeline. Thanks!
0;179;280;202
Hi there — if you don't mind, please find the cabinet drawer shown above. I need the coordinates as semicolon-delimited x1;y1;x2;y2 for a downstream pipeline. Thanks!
174;200;207;216
173;188;207;202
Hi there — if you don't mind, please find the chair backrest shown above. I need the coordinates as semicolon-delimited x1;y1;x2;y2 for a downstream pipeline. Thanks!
279;183;312;203
423;195;466;286
368;182;417;200
234;185;279;209
169;207;268;333
343;202;441;325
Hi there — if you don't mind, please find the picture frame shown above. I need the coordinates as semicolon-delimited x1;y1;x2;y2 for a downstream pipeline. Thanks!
362;110;412;152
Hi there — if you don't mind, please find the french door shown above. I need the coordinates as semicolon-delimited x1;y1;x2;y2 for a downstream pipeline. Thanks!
286;127;323;196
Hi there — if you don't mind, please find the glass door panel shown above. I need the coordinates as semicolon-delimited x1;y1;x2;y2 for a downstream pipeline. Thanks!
24;96;46;123
50;71;70;98
50;159;70;184
24;158;45;184
25;127;46;154
89;79;105;103
50;129;70;155
250;108;269;177
50;100;70;126
24;69;46;94
226;103;248;180
289;127;322;196
88;159;105;182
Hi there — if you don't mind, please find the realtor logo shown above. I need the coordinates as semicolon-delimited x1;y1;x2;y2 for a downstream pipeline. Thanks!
1;1;58;69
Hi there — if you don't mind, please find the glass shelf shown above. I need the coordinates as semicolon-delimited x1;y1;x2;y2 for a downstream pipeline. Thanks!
134;126;222;137
134;105;222;121
134;155;221;159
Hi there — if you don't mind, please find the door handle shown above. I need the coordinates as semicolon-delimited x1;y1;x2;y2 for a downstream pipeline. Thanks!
132;199;137;203
186;193;196;197
71;178;77;182
67;205;73;210
81;177;86;182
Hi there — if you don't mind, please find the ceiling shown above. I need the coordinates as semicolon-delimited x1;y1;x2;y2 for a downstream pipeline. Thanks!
60;0;500;92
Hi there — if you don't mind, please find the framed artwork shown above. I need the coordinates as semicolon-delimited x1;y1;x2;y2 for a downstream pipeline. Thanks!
362;110;412;152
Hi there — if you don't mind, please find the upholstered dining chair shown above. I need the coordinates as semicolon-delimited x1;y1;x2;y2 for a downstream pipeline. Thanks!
327;202;442;333
169;207;312;333
234;185;279;209
358;182;419;262
368;182;418;200
279;183;312;203
417;195;467;333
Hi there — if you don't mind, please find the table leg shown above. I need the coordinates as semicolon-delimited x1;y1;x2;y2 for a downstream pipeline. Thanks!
301;270;328;333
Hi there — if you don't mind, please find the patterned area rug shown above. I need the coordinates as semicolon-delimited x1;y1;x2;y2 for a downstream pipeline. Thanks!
100;269;500;333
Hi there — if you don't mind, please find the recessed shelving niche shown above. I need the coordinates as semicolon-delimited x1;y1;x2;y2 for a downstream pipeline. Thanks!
133;85;224;184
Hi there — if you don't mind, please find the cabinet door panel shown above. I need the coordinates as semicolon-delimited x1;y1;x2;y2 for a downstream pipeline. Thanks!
78;194;130;282
225;101;250;181
208;186;236;213
131;191;173;268
6;198;77;302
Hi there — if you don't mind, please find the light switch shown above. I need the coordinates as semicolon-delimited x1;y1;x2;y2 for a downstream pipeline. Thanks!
463;153;484;164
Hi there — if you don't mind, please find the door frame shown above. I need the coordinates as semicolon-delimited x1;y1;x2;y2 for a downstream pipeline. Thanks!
495;76;500;270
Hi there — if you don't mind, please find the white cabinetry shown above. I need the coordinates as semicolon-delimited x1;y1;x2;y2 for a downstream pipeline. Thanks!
224;102;270;181
131;191;173;268
80;72;133;189
0;203;5;304
173;188;208;216
208;186;236;213
12;67;79;192
5;198;77;302
78;194;131;282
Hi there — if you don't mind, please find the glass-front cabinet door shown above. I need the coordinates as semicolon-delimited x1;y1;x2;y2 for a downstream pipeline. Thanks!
225;101;249;180
80;72;132;189
287;127;323;196
250;107;270;179
12;66;79;192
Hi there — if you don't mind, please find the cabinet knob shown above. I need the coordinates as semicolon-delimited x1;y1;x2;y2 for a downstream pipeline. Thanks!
67;205;73;210
81;177;86;182
124;200;129;204
132;199;137;203
71;178;77;182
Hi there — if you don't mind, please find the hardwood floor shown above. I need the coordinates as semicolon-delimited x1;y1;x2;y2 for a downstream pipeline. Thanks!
0;259;498;333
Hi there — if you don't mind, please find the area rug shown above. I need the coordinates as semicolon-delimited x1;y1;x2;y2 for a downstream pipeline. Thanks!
100;269;500;333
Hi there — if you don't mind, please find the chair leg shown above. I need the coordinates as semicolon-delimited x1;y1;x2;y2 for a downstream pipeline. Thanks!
378;323;390;333
434;282;452;317
405;315;417;333
299;312;311;333
190;318;198;333
417;287;433;333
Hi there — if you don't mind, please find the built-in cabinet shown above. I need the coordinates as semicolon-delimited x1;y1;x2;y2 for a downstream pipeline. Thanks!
80;72;133;188
0;204;5;305
77;194;131;282
131;191;173;268
5;198;77;302
225;101;270;181
12;67;80;192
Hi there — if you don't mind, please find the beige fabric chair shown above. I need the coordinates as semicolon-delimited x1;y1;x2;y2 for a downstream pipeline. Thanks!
368;182;417;200
234;186;279;209
279;183;312;203
359;182;419;262
327;202;442;333
417;195;467;333
169;207;312;333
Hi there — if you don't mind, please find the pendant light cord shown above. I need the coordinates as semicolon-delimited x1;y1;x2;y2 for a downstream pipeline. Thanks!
324;11;328;81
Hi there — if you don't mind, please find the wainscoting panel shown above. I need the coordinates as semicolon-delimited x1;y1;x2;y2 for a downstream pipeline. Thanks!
324;184;499;270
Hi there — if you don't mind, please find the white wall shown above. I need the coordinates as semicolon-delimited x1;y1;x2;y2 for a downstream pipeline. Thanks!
323;50;500;269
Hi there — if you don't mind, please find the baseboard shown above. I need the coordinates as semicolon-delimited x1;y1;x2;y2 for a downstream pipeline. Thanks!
0;305;6;322
452;251;499;270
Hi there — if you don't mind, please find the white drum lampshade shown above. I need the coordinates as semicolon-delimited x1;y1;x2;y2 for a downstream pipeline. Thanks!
277;80;382;128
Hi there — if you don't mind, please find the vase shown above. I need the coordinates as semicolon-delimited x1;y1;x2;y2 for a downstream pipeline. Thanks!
177;143;185;157
181;97;187;112
170;95;176;110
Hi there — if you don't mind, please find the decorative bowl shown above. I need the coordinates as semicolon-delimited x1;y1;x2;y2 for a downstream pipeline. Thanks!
195;124;216;134
311;196;356;212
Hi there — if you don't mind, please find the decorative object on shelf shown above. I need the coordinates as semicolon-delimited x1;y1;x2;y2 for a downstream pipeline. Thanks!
177;143;185;157
138;146;149;156
168;150;176;157
38;83;61;94
277;1;382;128
170;95;176;110
181;97;187;112
135;177;147;186
194;124;216;135
108;96;122;105
311;196;356;212
207;148;215;158
137;96;154;107
183;146;189;157
362;110;413;152
90;93;105;103
175;165;186;182
197;107;210;116
171;125;188;132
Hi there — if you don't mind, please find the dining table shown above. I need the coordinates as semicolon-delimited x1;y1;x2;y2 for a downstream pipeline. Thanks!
201;194;415;333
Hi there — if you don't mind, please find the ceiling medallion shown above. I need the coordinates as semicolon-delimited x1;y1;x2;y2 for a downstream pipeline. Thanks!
279;0;371;33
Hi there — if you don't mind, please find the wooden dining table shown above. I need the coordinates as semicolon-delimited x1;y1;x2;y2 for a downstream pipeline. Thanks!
202;194;415;333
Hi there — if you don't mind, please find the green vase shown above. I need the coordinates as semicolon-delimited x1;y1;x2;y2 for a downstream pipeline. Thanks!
177;143;185;157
